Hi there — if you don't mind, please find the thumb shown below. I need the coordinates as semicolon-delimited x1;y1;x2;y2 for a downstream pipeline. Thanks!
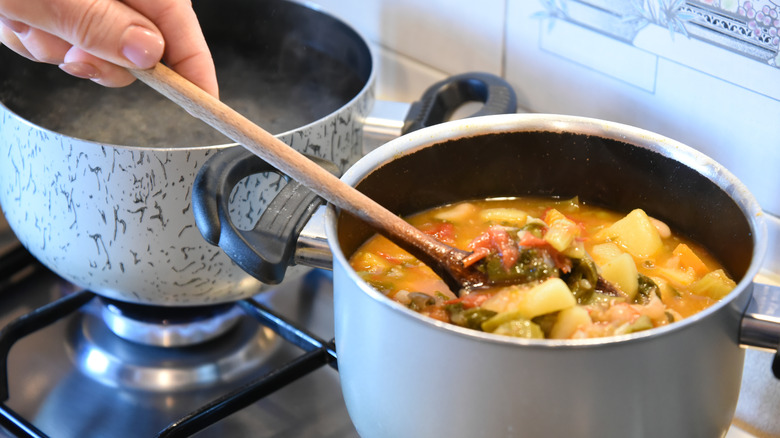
114;25;165;69
63;0;165;69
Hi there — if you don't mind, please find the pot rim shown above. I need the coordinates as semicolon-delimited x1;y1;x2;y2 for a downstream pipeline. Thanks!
0;0;376;151
325;112;768;349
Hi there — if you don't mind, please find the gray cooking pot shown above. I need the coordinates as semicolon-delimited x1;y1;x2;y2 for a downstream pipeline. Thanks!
193;113;780;437
0;0;373;305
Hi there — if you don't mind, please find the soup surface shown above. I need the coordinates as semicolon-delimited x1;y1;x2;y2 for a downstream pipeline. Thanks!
349;197;736;339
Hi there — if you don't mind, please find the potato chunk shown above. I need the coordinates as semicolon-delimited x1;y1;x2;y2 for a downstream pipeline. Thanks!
543;209;580;252
656;266;696;288
434;202;478;222
689;269;737;299
550;306;592;339
351;252;392;274
481;278;576;319
599;253;639;300
478;208;528;227
594;209;663;257
590;242;624;266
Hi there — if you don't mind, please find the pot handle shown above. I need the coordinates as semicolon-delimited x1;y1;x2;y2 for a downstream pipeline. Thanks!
193;73;518;285
192;146;340;284
402;71;518;134
739;281;780;378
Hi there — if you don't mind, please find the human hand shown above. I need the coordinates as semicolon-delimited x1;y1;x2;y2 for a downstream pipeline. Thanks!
0;0;219;97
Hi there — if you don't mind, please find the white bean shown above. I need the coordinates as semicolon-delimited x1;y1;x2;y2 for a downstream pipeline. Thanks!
649;216;671;239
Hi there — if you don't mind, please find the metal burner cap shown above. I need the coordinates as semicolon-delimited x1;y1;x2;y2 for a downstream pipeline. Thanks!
101;301;243;347
69;312;280;392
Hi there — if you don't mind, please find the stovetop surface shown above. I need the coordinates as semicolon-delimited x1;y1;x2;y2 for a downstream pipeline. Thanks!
0;265;359;438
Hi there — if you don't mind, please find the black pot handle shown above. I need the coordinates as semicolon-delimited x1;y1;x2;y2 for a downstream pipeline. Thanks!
192;147;340;284
193;74;518;285
401;71;518;135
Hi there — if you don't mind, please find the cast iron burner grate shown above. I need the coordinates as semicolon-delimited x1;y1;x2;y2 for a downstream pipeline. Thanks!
0;290;338;438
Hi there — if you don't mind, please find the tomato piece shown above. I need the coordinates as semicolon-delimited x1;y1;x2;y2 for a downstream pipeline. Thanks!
489;226;519;270
462;247;490;268
467;225;519;271
445;291;493;308
419;222;456;244
517;232;547;247
376;251;403;265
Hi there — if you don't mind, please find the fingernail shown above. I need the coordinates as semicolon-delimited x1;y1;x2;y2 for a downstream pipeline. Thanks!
59;62;100;79
120;25;163;69
0;17;28;33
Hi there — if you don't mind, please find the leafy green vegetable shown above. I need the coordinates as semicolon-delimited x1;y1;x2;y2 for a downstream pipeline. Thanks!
446;304;497;330
564;258;599;303
407;292;435;311
633;274;661;304
520;222;546;238
491;318;544;339
359;275;395;294
481;248;558;284
625;315;653;334
583;291;626;306
532;313;559;338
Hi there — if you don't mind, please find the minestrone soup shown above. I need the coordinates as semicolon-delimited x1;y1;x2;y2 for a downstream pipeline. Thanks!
349;197;736;339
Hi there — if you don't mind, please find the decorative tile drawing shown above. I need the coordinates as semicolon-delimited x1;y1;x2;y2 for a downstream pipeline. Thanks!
536;0;780;67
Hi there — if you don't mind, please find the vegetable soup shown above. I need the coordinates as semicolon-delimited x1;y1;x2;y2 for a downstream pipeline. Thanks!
349;197;736;339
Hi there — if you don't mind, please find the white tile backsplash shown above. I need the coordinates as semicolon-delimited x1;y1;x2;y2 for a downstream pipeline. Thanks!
312;0;505;101
372;45;447;102
315;0;505;74
539;19;659;92
314;0;780;218
635;25;780;100
504;1;780;217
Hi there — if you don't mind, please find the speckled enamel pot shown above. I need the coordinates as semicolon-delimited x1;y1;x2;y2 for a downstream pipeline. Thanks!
0;0;374;305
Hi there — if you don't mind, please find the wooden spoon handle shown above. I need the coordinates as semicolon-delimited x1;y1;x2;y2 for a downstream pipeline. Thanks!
130;64;462;273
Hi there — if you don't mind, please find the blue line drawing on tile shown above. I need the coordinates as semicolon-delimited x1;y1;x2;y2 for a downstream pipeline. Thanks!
535;0;780;67
533;0;690;42
533;1;662;91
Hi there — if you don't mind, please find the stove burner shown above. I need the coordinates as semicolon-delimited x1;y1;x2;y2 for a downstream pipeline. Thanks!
0;271;347;437
99;298;244;347
69;310;280;392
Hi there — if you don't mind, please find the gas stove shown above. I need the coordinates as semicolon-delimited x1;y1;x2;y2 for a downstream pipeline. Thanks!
1;157;780;438
0;235;359;437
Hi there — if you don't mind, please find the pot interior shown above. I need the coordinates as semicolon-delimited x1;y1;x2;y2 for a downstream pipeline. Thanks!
337;130;755;282
0;0;372;147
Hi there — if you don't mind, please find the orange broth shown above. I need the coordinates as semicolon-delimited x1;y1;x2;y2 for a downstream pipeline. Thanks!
349;197;736;339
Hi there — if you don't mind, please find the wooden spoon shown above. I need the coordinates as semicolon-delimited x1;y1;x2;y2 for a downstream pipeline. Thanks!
131;63;488;295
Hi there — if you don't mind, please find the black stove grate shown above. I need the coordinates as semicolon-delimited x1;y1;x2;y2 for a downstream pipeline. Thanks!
0;290;95;438
0;290;338;438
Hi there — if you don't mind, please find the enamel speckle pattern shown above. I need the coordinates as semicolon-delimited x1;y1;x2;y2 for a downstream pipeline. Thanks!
0;86;373;305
